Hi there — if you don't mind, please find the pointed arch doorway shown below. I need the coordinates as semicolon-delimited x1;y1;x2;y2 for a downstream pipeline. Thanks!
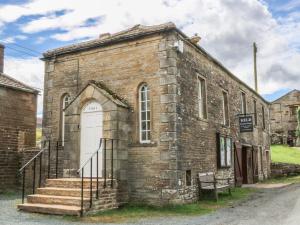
80;101;103;177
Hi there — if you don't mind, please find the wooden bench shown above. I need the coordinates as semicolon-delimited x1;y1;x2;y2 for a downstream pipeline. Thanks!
198;172;232;201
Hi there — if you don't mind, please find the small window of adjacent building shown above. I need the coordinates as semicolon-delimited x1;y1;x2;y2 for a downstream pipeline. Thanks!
222;91;229;126
186;170;192;186
139;84;151;143
253;99;257;126
262;105;265;130
198;76;207;119
217;133;232;168
241;92;246;114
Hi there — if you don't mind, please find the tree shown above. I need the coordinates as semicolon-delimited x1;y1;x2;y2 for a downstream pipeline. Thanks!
297;106;300;147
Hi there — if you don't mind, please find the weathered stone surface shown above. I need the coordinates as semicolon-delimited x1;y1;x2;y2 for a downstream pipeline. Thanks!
269;90;300;145
0;80;37;191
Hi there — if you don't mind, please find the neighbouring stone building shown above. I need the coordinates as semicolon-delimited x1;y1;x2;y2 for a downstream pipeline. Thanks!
18;22;271;215
270;90;300;145
0;44;39;191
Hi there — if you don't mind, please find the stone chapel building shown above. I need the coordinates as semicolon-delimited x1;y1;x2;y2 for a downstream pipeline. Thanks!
18;22;271;215
0;44;38;191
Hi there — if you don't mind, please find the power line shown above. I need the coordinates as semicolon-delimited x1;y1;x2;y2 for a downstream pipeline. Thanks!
1;44;40;58
0;39;42;55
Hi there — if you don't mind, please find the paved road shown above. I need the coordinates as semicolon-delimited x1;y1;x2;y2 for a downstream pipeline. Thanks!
1;184;300;225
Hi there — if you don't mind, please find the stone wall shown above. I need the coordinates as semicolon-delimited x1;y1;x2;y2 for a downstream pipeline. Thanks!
0;87;37;191
270;90;300;144
271;162;300;177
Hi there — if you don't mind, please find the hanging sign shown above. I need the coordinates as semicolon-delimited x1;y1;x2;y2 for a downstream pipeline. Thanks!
239;115;253;133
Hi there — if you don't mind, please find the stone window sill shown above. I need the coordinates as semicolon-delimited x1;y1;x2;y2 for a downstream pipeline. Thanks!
129;142;157;147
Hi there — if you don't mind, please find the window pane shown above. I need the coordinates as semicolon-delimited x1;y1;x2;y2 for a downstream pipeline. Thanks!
147;111;150;120
142;131;147;140
226;138;231;166
147;121;151;130
220;137;226;167
142;112;146;120
141;101;146;111
142;121;147;130
147;131;151;140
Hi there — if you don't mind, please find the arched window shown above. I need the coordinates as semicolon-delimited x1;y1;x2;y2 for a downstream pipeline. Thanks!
139;84;151;143
61;94;71;146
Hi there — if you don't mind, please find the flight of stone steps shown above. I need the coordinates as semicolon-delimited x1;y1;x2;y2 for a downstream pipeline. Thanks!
17;178;118;216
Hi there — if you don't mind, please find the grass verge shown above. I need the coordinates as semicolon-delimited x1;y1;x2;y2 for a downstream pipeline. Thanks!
65;187;255;223
271;145;300;164
261;175;300;184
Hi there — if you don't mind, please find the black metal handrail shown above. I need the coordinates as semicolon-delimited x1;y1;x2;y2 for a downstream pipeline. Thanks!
19;140;50;204
77;138;117;216
19;139;63;204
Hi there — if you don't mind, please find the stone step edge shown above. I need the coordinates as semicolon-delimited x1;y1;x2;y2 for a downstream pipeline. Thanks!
17;203;82;216
27;194;90;201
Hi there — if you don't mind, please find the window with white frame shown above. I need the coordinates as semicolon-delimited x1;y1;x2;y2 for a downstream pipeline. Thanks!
139;84;151;143
198;76;207;119
222;91;229;126
61;94;71;146
217;133;232;168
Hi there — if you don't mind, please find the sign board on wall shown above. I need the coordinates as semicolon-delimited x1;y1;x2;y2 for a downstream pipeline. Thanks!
239;115;253;133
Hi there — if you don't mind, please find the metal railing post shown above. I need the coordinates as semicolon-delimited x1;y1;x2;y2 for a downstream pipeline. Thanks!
96;150;99;199
48;140;51;179
90;158;93;208
56;141;59;178
39;153;42;188
111;139;114;188
103;139;107;188
22;169;26;204
32;158;36;194
80;168;84;217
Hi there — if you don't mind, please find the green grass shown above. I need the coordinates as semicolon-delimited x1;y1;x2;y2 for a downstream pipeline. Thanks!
36;128;42;143
262;175;300;184
65;187;255;223
271;145;300;164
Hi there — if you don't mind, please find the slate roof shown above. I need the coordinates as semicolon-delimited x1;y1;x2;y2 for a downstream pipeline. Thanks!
43;22;176;58
0;73;39;94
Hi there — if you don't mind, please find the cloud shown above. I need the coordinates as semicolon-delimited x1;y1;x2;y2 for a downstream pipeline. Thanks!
3;57;44;116
0;0;299;98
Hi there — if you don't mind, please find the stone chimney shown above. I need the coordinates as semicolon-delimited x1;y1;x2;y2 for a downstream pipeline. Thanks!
99;33;111;40
0;44;4;73
189;34;201;45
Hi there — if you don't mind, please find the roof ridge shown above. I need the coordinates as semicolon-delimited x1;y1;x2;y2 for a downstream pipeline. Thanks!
0;72;39;93
43;22;176;58
271;89;300;103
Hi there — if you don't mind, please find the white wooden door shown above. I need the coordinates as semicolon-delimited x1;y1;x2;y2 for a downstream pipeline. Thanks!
80;101;103;177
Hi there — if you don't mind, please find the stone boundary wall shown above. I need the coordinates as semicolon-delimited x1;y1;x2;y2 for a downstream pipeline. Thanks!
271;162;300;177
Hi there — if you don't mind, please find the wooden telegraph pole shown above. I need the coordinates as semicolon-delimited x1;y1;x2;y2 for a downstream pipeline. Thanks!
253;42;258;93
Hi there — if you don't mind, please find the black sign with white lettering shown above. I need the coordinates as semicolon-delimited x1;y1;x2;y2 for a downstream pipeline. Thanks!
239;115;253;133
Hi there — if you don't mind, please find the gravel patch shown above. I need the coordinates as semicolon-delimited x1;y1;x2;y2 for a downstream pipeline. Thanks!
1;184;300;225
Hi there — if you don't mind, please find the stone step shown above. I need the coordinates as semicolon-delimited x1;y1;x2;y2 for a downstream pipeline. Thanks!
45;178;116;189
37;187;97;198
27;194;90;207
17;203;82;216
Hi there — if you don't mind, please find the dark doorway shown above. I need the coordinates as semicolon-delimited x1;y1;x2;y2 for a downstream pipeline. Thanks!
234;142;243;186
242;146;248;184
